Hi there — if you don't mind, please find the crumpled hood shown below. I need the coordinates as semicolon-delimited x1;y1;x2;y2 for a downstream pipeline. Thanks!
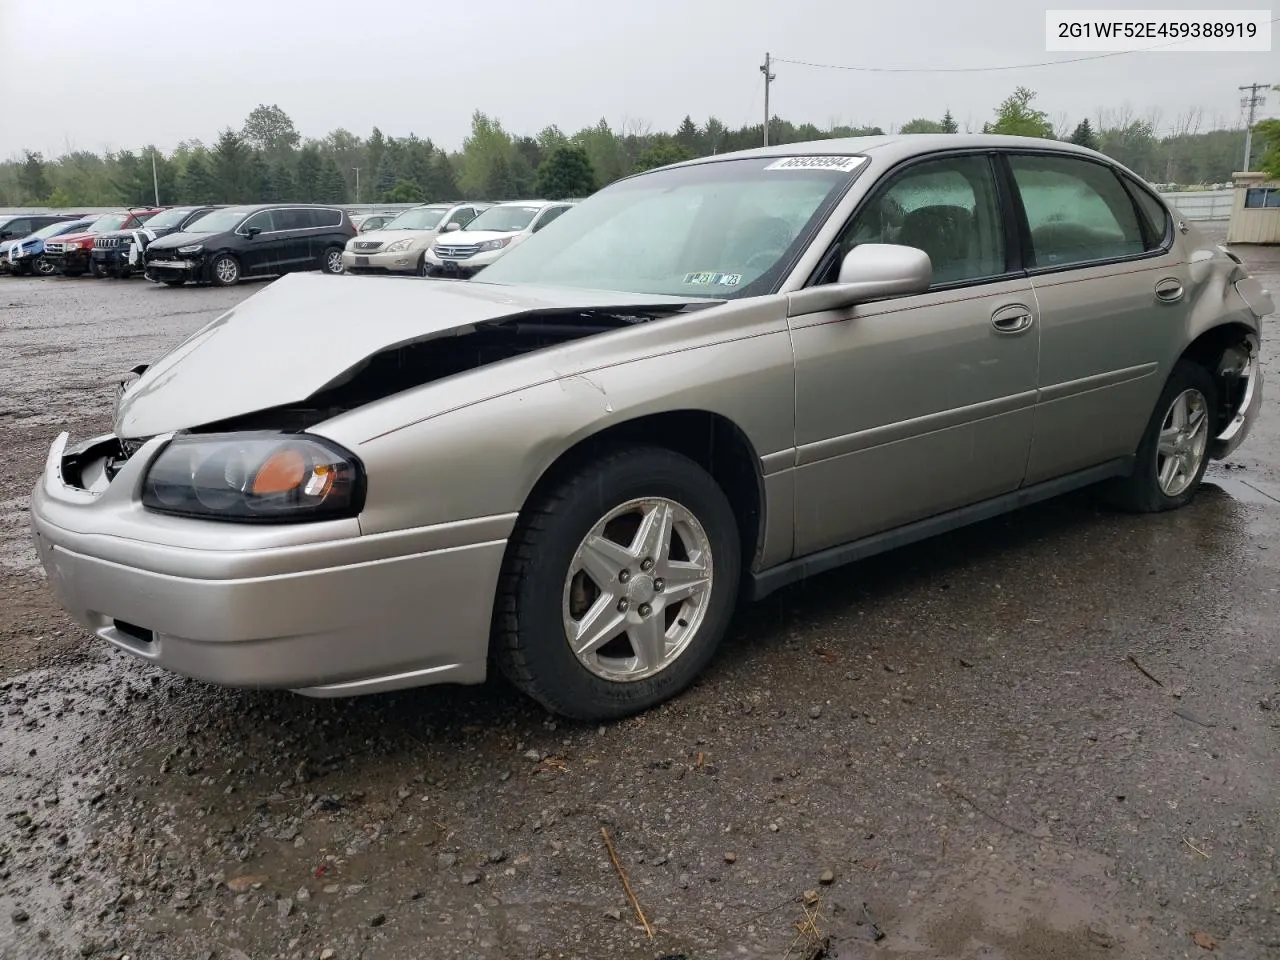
147;230;208;251
114;272;704;438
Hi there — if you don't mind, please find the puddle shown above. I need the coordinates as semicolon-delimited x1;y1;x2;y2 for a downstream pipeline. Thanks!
1202;473;1280;506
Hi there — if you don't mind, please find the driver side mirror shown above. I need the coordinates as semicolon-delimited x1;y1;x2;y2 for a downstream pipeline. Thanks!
245;226;262;239
444;222;462;233
787;243;932;317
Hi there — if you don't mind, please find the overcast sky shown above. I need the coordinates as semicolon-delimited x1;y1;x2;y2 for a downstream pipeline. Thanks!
0;0;1274;158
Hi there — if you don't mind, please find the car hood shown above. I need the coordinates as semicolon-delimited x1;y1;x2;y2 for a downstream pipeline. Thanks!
50;231;96;244
356;227;438;243
147;230;211;250
114;272;707;438
438;229;522;245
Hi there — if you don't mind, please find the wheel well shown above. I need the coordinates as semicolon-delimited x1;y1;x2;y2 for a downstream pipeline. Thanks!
522;410;765;572
1178;323;1257;432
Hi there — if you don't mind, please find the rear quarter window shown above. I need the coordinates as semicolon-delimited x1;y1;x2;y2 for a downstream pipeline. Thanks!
310;208;344;229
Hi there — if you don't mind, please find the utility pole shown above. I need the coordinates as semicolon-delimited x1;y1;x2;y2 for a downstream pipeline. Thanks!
1239;82;1267;171
151;149;160;206
353;167;360;204
760;52;776;146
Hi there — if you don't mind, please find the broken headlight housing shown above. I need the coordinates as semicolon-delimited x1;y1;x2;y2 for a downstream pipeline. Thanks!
141;433;365;523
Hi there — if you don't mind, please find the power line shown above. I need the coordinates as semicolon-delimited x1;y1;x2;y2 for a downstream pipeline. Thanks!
774;18;1280;74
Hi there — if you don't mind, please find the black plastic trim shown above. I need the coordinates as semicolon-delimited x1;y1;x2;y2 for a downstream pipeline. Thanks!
748;456;1135;600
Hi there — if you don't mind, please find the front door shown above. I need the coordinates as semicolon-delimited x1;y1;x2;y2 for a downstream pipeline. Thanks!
789;152;1040;556
239;210;288;275
1005;153;1191;483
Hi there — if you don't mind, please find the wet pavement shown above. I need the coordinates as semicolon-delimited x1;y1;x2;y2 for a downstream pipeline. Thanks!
0;240;1278;960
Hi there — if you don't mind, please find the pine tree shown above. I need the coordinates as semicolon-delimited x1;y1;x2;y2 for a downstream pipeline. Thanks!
941;109;958;133
1068;119;1099;150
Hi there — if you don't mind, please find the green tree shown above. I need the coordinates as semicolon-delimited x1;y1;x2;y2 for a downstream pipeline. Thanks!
632;138;692;172
316;156;348;203
941;109;958;133
295;145;322;201
1068;119;1099;150
46;186;75;209
425;153;459;199
674;115;702;153
241;104;300;156
985;87;1053;138
262;160;296;201
17;151;49;202
178;151;217;204
385;180;425;203
366;127;388;191
1254;118;1280;178
576;118;627;185
900;118;946;134
535;144;597;199
458;111;518;198
212;128;257;202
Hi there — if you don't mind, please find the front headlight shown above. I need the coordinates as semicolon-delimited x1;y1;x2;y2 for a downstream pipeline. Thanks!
385;238;415;253
475;237;512;252
141;433;364;523
176;244;203;255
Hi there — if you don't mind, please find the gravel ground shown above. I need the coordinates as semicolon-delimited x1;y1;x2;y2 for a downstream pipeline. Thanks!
0;237;1278;960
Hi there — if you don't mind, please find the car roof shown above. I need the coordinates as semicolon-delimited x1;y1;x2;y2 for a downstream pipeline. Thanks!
665;133;1118;172
489;199;570;208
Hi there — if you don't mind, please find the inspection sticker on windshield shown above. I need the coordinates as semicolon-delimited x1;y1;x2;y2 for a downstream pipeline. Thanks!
763;155;866;172
684;272;741;286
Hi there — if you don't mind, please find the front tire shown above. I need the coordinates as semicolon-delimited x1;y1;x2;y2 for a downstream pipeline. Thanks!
1105;359;1217;513
33;257;55;277
210;254;240;286
494;447;741;721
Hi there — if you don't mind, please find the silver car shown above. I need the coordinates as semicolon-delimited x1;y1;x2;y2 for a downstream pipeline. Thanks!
29;135;1272;721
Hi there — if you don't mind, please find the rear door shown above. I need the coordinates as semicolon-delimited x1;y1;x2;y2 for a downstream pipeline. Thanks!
270;208;315;270
1006;152;1190;483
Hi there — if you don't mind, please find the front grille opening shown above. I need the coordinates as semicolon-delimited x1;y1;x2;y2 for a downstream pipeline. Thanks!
112;620;154;646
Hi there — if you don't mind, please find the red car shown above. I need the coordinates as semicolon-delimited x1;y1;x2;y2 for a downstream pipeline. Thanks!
42;208;164;277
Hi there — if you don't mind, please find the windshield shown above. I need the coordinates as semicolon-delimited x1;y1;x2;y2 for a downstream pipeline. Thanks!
465;205;541;233
183;207;254;233
88;214;130;233
33;220;87;240
383;207;448;231
476;156;864;297
141;207;197;230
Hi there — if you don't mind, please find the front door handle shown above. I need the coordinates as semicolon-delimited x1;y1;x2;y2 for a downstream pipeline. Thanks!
1155;278;1184;303
991;303;1034;335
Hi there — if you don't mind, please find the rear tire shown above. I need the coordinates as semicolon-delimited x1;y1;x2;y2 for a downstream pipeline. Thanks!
1103;359;1217;513
322;246;344;275
493;446;741;721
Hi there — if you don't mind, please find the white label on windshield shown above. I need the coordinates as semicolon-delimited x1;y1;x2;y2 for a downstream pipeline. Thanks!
763;156;866;172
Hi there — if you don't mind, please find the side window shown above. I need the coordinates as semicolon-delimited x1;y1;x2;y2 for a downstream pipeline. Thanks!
310;208;343;229
241;211;275;234
270;209;307;231
824;154;1006;287
448;207;479;229
1122;177;1172;250
532;206;570;233
1008;155;1145;268
3;219;31;236
1244;187;1280;208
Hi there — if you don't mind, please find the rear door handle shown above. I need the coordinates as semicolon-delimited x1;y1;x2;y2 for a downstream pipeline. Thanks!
991;303;1034;335
1155;278;1184;303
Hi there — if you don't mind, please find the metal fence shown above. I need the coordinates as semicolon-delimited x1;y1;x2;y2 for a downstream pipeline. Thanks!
0;189;1238;222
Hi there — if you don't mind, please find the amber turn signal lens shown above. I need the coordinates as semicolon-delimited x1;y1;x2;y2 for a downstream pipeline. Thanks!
251;448;307;496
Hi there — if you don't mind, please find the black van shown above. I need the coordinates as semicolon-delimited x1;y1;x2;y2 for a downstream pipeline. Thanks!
0;213;80;242
143;203;357;287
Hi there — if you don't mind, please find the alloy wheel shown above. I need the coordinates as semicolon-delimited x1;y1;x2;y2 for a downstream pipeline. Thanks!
1156;387;1210;497
562;497;714;682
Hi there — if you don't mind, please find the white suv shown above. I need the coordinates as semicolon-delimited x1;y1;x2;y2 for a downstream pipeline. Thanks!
423;200;575;278
342;202;490;276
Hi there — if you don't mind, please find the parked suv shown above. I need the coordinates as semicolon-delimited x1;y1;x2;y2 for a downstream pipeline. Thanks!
91;205;222;279
144;204;357;286
5;218;95;276
43;209;163;276
422;200;575;278
0;214;83;272
342;202;490;276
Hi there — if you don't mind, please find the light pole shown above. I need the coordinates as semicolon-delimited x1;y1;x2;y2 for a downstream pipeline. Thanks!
353;167;360;204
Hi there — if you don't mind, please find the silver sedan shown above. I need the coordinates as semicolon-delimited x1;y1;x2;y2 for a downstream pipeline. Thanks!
29;134;1272;721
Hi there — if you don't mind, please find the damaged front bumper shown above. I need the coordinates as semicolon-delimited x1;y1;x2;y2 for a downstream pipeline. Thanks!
1210;331;1264;460
144;256;204;283
29;431;506;697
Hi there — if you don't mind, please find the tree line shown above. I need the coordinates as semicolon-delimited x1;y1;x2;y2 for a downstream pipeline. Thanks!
1;89;1273;210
